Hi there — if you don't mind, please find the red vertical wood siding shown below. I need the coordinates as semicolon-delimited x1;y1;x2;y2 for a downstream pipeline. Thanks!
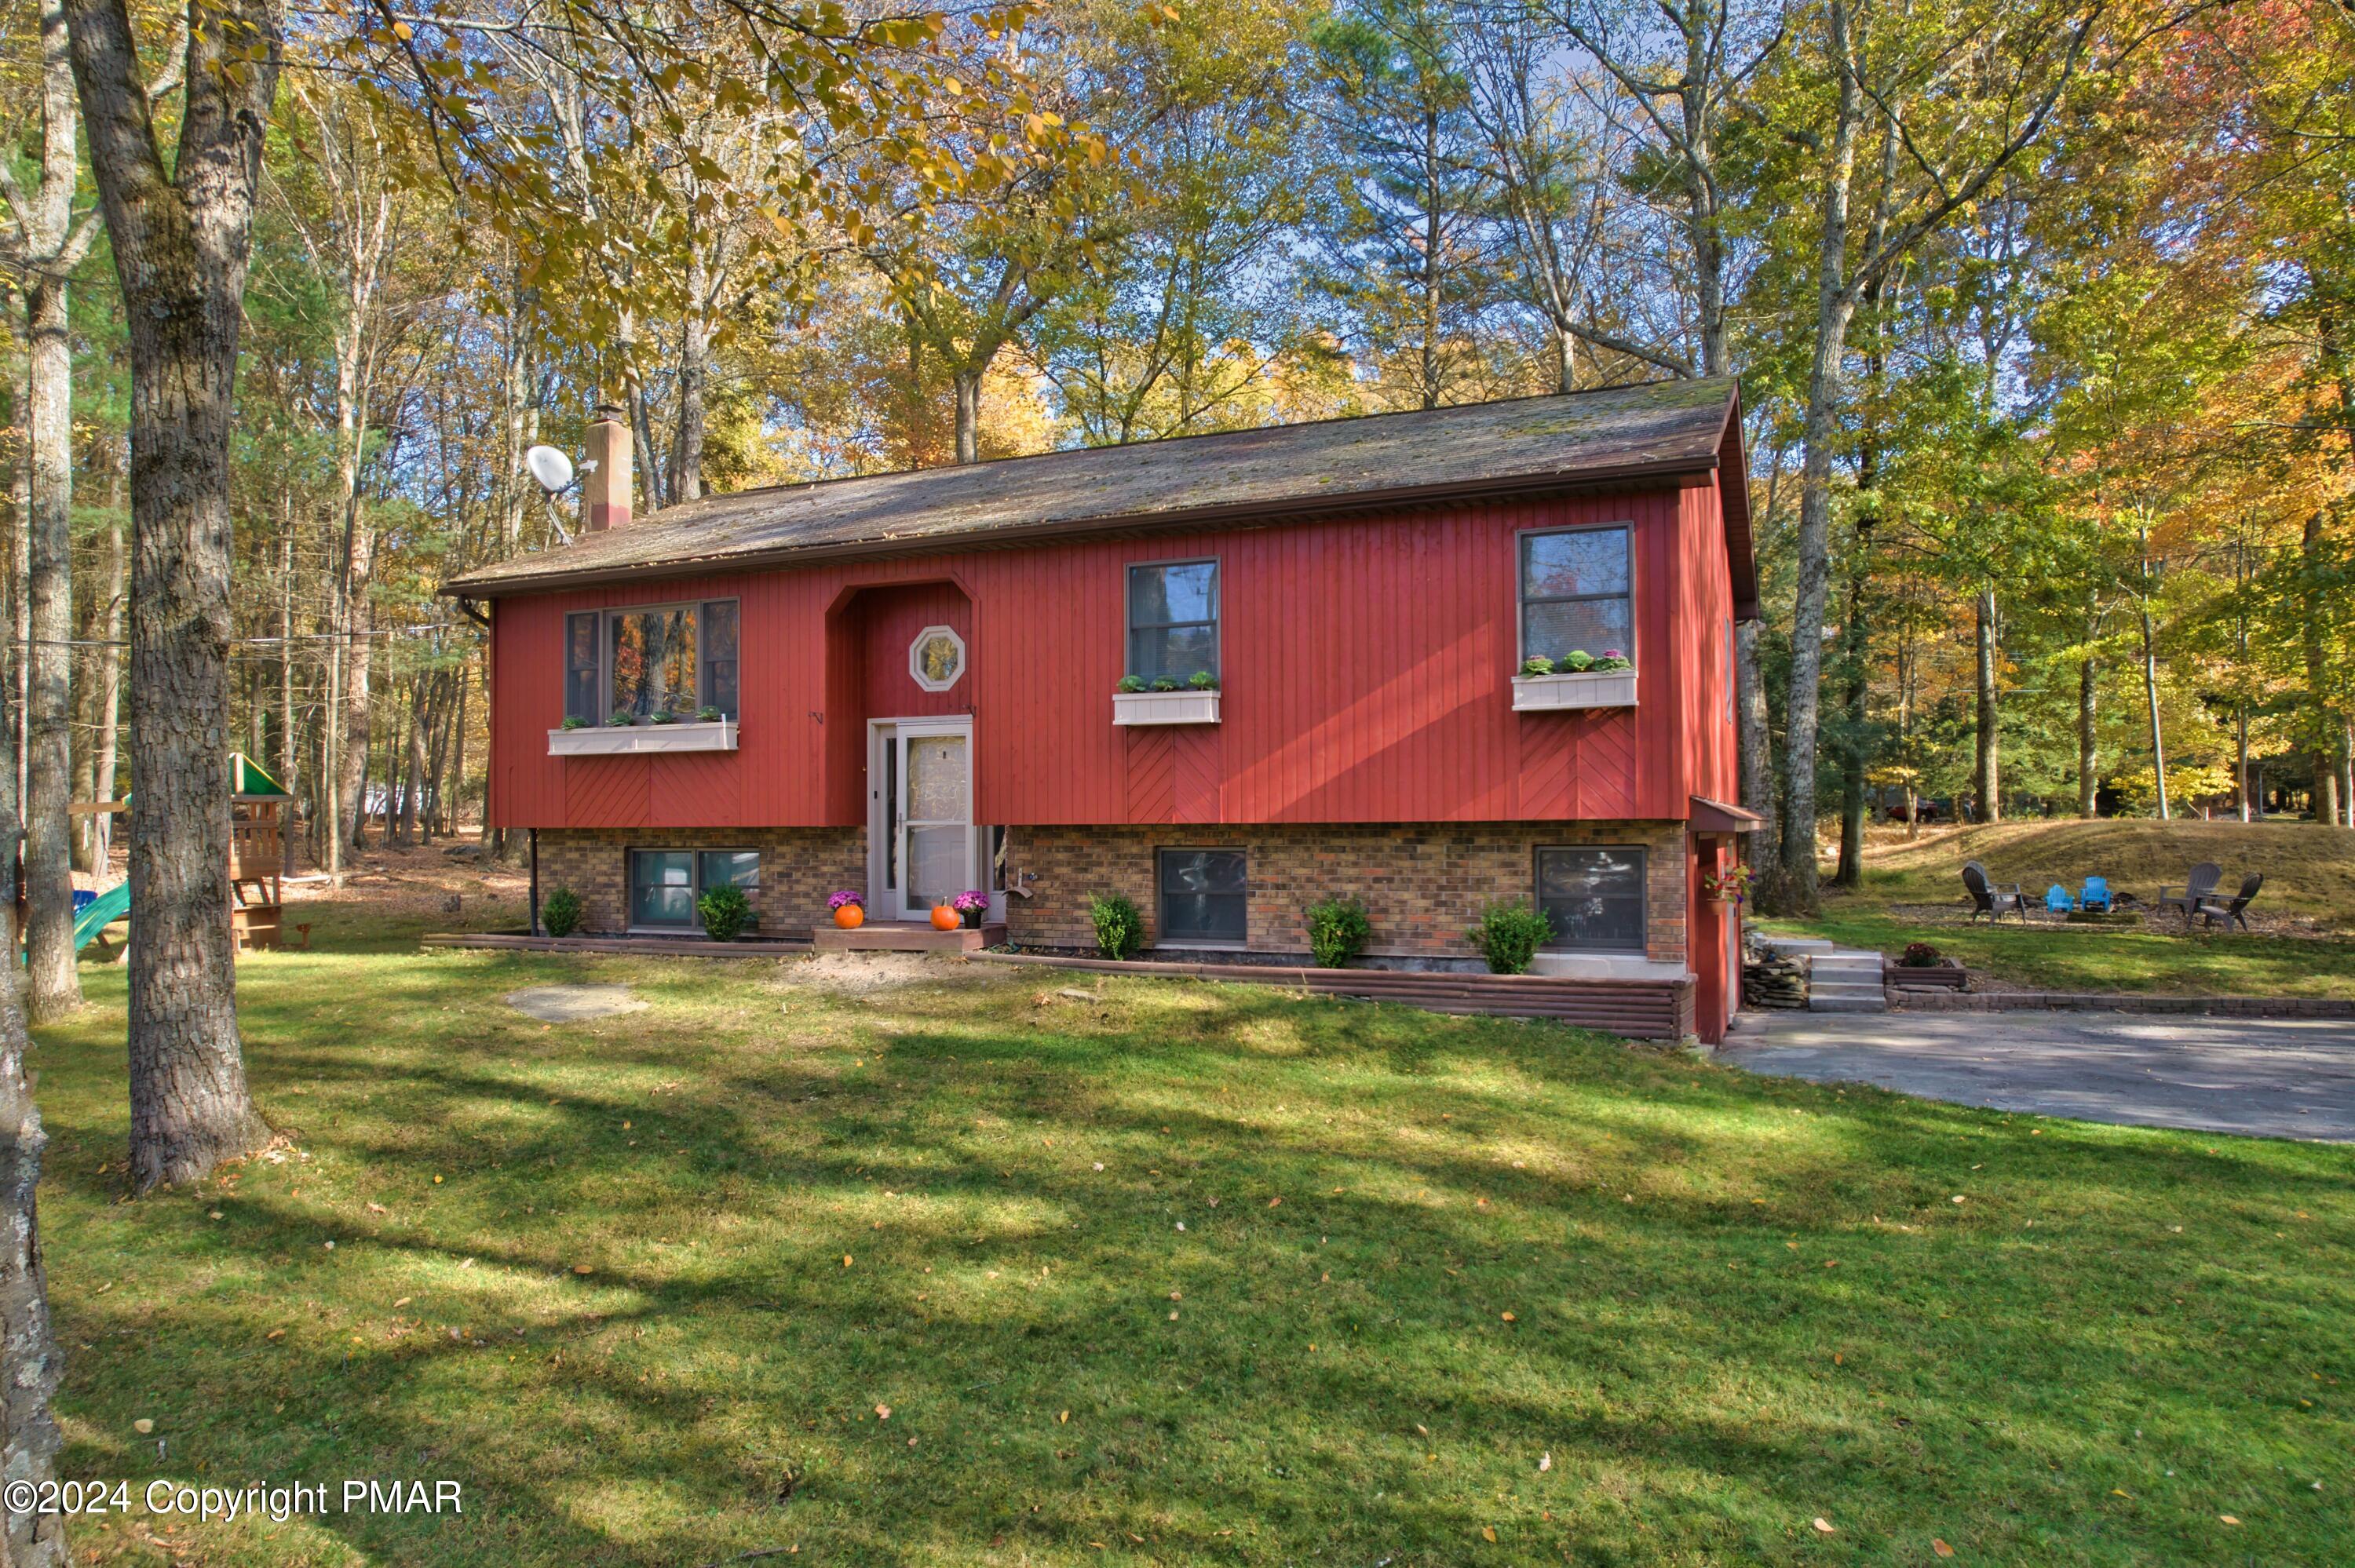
487;482;1742;830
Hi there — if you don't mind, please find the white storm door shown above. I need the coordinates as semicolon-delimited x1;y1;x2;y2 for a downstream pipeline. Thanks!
896;721;973;920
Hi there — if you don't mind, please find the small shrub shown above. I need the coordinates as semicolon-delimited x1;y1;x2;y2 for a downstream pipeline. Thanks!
560;715;589;730
1467;898;1554;974
1187;669;1219;691
1150;676;1180;692
1520;655;1554;676
540;887;584;938
1305;895;1372;968
607;711;637;727
1089;893;1145;960
696;705;723;722
1900;940;1944;968
1560;649;1595;673
696;885;754;941
1116;675;1147;694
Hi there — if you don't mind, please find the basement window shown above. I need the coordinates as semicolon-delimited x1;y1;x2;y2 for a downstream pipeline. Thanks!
1534;846;1645;951
1158;848;1246;946
629;848;760;931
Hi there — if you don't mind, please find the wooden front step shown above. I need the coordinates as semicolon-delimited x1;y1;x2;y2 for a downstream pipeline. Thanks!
812;921;1006;954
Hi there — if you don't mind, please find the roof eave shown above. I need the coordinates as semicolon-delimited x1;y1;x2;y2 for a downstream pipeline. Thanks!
440;450;1723;598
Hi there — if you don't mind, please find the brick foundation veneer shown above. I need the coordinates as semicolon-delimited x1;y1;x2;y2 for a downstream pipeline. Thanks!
534;827;866;937
1004;822;1688;964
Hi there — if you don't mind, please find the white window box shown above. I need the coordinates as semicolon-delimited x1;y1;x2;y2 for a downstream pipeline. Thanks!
1112;689;1221;726
549;719;738;757
1512;669;1637;712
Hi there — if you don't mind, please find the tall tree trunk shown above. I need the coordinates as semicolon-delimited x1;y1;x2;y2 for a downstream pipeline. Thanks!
674;247;712;502
22;269;82;1022
1736;618;1776;867
2078;655;2099;818
88;509;122;876
277;498;298;871
952;370;982;465
398;676;425;846
1973;585;2000;822
2138;604;2169;822
68;0;279;1189
1834;564;1868;888
2302;511;2337;826
1774;4;1863;910
0;771;68;1567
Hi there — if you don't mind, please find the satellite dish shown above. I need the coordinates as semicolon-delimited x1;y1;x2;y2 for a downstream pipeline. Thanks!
525;444;575;494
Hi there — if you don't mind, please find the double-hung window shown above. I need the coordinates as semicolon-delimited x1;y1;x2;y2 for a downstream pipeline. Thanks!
1520;527;1632;668
1127;560;1219;682
1534;846;1645;951
563;600;740;724
629;848;759;930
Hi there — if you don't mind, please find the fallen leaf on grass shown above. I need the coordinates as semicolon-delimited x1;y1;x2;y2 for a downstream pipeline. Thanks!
1932;1541;1954;1558
571;1265;593;1276
1500;1311;1517;1322
1813;1518;1835;1533
133;1419;155;1435
1538;1452;1551;1472
2219;1515;2240;1526
875;1404;891;1420
367;1202;386;1214
1481;1526;1496;1542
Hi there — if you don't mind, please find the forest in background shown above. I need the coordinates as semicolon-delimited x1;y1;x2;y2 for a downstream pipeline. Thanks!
4;0;2352;914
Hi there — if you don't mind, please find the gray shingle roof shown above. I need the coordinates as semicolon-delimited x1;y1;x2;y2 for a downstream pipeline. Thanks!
444;376;1751;611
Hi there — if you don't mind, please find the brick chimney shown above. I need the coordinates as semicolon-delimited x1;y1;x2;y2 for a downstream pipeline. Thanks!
582;403;633;531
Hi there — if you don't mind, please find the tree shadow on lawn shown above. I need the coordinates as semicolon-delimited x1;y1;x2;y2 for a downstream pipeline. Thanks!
39;959;2355;1564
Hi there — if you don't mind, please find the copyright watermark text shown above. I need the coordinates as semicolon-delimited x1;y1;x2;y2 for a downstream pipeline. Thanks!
5;1478;463;1522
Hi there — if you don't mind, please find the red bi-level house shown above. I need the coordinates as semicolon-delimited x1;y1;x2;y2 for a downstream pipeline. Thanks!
443;377;1760;1039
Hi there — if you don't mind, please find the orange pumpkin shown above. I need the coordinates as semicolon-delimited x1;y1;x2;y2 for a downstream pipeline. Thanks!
834;903;865;930
929;903;960;932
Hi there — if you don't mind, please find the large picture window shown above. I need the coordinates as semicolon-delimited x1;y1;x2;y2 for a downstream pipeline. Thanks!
628;848;759;930
1158;848;1246;945
1128;560;1219;682
562;600;741;724
1520;527;1632;667
1535;846;1645;951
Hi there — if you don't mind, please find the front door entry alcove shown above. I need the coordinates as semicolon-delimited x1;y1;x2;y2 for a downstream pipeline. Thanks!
867;718;976;921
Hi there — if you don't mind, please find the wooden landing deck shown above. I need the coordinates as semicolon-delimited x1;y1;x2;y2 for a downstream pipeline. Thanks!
422;932;812;958
812;921;1006;954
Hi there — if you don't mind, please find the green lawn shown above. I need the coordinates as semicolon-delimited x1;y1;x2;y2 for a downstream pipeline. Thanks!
1762;911;2355;999
39;912;2355;1565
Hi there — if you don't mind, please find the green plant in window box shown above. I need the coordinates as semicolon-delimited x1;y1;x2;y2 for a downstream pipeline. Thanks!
696;885;754;942
1089;893;1145;960
1305;895;1371;968
560;715;589;731
1468;897;1554;975
1592;647;1631;672
1519;656;1554;676
1150;676;1180;692
696;705;722;722
540;887;584;939
649;710;678;725
1560;650;1595;673
607;711;636;727
1187;670;1219;691
1116;675;1147;694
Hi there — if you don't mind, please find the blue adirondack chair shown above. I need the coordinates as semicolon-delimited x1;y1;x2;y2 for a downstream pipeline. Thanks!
2044;884;2076;914
2079;876;2113;913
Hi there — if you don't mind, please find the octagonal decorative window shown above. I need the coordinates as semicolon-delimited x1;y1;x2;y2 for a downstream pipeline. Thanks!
909;625;966;692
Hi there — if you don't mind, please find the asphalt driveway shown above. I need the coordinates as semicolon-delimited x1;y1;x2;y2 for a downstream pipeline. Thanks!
1718;1010;2355;1141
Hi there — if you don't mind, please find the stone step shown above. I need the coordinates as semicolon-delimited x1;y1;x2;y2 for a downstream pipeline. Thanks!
1806;980;1887;1000
1808;994;1889;1013
1760;936;1835;956
1811;955;1885;972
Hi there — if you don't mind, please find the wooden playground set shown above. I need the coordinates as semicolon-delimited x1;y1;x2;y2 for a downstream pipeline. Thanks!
55;752;293;958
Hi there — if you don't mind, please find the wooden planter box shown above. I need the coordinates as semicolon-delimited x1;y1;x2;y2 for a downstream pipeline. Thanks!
1886;958;1966;990
1511;669;1637;712
548;719;738;757
1112;689;1221;726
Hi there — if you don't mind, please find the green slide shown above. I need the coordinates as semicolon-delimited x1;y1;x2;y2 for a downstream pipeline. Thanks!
71;881;131;953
